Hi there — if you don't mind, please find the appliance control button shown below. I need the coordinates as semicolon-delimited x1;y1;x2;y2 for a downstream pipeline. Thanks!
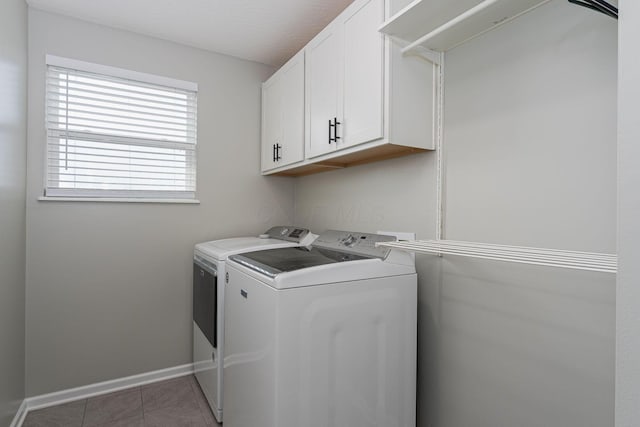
343;234;357;247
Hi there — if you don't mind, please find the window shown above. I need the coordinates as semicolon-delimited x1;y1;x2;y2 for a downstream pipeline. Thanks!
45;55;198;200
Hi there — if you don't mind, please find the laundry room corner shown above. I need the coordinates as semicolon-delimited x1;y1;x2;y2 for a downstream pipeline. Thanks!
292;2;617;425
23;8;295;397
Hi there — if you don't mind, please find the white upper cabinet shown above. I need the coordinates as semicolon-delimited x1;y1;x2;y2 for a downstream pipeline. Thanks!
261;51;305;172
261;74;282;171
305;24;343;158
342;0;385;149
280;54;305;166
306;0;386;159
264;0;438;176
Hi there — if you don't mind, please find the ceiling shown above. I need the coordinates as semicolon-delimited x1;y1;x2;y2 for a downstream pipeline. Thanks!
26;0;355;67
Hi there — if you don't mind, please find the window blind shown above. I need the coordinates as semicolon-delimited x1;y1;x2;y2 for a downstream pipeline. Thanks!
45;57;198;199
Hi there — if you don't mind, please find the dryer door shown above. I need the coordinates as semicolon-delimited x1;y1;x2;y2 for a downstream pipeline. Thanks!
193;258;221;420
193;259;217;347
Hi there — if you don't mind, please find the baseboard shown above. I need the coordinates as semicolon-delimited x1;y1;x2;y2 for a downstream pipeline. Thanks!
9;400;28;427
24;363;194;414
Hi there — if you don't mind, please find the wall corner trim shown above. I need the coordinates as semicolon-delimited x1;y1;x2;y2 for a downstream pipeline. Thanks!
16;363;194;424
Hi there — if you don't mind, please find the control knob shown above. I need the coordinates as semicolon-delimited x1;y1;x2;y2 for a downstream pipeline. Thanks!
343;234;357;247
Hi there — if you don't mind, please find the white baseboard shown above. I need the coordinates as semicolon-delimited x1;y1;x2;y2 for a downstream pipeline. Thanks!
9;400;28;427
23;363;194;416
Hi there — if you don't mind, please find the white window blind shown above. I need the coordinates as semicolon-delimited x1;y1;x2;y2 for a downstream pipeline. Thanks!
45;56;198;200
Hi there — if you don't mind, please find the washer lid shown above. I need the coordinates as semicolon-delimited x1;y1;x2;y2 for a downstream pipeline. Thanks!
230;247;370;278
195;237;299;261
194;226;315;261
227;230;415;289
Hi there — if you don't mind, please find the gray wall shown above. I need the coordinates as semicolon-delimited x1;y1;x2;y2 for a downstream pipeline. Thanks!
26;9;294;396
294;1;617;426
616;0;640;425
0;0;27;423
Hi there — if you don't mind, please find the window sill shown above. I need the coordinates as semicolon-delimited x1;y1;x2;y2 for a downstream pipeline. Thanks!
38;196;200;204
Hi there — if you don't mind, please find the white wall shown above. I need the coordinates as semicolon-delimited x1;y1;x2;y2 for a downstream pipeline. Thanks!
294;1;617;426
25;8;295;396
615;0;640;425
443;2;617;252
0;0;27;423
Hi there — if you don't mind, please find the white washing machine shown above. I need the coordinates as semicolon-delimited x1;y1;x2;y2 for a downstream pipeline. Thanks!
192;226;316;422
223;230;417;427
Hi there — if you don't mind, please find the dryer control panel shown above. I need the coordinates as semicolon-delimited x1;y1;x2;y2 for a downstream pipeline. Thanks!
312;230;396;259
263;226;315;245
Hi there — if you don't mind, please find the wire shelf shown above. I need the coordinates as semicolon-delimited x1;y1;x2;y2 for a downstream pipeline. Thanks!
377;239;617;273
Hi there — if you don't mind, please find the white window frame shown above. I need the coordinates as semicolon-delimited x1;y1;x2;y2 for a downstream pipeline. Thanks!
41;55;199;203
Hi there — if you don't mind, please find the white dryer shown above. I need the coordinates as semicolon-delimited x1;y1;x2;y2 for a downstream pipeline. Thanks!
224;230;417;427
193;226;316;422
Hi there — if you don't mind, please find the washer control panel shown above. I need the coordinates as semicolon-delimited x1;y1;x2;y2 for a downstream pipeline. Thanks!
313;230;396;259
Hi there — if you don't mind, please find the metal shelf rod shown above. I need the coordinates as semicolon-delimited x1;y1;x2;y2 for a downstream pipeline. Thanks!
382;241;616;264
377;240;617;273
387;244;614;269
435;240;617;261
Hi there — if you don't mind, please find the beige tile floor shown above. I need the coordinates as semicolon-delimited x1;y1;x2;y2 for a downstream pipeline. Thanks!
23;375;221;427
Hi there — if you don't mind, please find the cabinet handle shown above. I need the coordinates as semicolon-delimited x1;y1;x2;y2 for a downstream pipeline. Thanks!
276;144;282;161
272;143;276;162
329;118;341;144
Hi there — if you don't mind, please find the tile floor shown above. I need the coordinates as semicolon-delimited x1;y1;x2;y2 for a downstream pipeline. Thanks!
23;375;221;427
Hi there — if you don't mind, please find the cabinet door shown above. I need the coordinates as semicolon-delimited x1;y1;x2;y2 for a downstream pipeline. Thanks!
305;24;343;159
342;0;384;149
279;52;305;166
261;76;282;172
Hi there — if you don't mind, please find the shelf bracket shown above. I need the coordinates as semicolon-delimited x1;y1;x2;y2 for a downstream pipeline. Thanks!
404;45;442;65
387;35;441;65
